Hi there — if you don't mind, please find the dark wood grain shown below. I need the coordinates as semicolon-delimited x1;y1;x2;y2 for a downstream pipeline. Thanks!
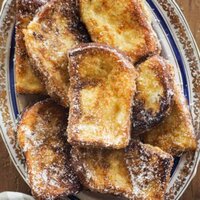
0;0;199;198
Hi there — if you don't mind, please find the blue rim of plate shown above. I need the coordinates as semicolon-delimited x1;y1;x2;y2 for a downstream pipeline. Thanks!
8;0;191;199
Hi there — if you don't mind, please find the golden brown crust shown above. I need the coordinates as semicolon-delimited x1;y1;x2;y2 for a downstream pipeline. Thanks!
132;55;174;134
67;43;138;149
125;141;173;200
23;0;90;107
71;147;133;199
142;84;197;156
71;141;173;199
15;0;47;94
79;0;160;63
17;99;80;199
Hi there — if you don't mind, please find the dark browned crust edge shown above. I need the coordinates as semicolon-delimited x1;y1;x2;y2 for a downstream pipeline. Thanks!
132;55;174;134
129;0;161;62
70;147;132;199
67;43;137;149
24;0;91;107
35;0;91;43
141;84;197;156
27;55;66;106
125;140;174;199
17;99;81;199
15;0;48;94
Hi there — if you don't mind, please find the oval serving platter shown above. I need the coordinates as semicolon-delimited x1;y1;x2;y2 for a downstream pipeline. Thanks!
0;0;199;199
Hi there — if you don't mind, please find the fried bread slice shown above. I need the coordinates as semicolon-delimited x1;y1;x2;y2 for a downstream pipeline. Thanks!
15;0;47;94
67;44;138;149
143;85;197;156
79;0;160;63
125;141;173;200
17;99;80;199
71;147;133;199
71;141;173;199
23;0;90;107
132;55;174;134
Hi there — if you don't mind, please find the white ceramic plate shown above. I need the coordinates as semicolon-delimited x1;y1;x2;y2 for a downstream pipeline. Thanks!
0;0;199;199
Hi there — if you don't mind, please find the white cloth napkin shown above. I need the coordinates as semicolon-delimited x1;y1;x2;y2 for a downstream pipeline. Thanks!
0;192;34;200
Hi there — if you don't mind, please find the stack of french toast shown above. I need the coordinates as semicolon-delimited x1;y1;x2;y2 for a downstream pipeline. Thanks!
16;0;197;199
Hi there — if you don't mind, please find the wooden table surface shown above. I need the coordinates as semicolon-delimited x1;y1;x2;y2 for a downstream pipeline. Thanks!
0;0;199;199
